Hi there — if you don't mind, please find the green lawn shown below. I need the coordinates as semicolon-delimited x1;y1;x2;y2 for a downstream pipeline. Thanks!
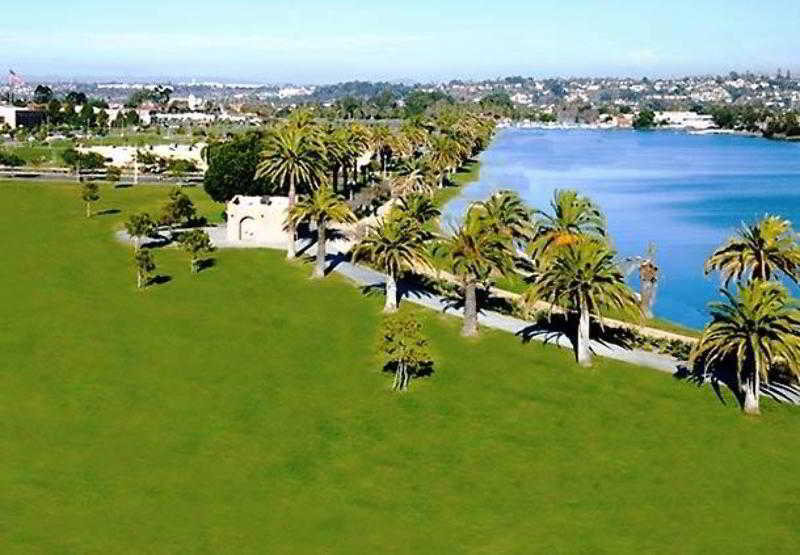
1;181;799;553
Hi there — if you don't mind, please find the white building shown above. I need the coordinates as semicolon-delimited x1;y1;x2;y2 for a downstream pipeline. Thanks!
654;111;716;130
226;196;290;244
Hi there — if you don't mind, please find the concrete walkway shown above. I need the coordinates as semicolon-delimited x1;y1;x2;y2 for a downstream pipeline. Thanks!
330;258;684;373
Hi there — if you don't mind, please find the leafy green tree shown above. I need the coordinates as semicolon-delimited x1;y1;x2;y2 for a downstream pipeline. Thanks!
379;312;433;392
33;85;54;105
134;249;156;289
160;188;196;228
96;109;109;129
124;212;155;251
436;217;514;336
353;218;432;312
524;240;640;367
0;149;25;167
633;109;656;129
288;185;356;278
177;229;214;274
106;165;121;184
77;104;97;128
705;215;800;286
80;182;100;218
256;124;327;259
203;131;269;202
692;281;800;415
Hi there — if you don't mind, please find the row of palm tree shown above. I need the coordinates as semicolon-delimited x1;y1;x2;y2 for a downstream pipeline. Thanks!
254;107;496;260
258;107;800;415
354;188;642;367
694;215;800;415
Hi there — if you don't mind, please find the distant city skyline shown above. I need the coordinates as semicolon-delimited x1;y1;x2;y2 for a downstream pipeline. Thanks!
3;0;800;83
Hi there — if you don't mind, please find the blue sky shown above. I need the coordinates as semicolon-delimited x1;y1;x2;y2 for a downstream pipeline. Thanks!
4;0;800;83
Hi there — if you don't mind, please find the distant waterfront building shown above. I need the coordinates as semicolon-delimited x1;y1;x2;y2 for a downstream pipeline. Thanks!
654;111;716;130
0;105;46;129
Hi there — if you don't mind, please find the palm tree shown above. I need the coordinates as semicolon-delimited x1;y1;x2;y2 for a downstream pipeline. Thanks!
352;218;431;312
436;217;514;336
471;189;533;242
530;189;606;260
344;123;371;193
692;281;800;415
370;124;394;177
393;156;435;197
323;125;348;192
428;135;460;184
288;185;356;278
256;125;327;259
393;193;441;226
705;214;800;286
525;240;641;367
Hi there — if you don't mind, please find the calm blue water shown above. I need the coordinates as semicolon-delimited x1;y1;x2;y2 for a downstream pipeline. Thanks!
443;129;800;329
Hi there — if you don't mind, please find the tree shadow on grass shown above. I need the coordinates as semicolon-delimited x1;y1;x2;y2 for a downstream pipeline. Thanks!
672;363;731;406
382;360;435;380
197;258;216;273
670;357;800;408
95;208;121;216
149;274;172;286
516;313;638;364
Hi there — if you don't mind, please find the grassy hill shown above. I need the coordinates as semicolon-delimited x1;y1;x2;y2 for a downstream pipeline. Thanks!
1;181;798;552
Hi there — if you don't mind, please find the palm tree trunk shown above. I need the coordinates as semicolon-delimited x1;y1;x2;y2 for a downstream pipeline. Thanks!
137;271;143;289
313;220;326;278
462;281;479;336
332;166;339;193
342;164;349;197
576;302;592;367
640;274;654;319
287;175;296;259
743;364;761;415
384;272;398;312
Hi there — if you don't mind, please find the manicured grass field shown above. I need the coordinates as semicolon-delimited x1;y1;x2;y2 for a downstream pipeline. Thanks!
1;181;798;552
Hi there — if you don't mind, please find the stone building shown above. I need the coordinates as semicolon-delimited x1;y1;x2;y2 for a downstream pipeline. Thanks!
226;195;289;244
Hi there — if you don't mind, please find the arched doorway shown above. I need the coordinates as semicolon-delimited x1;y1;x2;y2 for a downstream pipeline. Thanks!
239;217;257;241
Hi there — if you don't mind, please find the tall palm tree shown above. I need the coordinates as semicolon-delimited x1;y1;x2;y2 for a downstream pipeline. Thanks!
393;156;436;197
525;240;640;366
436;217;514;336
352;218;431;312
428;134;459;186
323;126;349;192
529;189;607;260
705;214;800;286
288;185;356;278
370;124;394;177
256;125;327;259
345;123;371;192
471;189;533;242
400;120;429;153
692;281;800;415
392;193;441;226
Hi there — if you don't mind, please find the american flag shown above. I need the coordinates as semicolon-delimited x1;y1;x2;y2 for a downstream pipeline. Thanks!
8;69;24;87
